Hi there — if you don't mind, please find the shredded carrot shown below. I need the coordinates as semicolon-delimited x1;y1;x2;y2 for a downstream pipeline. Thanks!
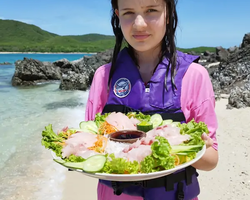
88;135;108;153
98;121;118;135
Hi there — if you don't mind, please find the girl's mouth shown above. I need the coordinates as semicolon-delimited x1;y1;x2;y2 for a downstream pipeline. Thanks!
133;34;150;40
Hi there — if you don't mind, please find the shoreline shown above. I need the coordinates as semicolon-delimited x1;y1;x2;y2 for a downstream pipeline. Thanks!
0;52;97;55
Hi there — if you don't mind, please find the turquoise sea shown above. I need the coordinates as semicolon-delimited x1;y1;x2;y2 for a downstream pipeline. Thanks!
0;53;92;200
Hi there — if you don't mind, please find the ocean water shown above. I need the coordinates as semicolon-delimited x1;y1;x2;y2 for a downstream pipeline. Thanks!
0;53;93;64
0;54;92;200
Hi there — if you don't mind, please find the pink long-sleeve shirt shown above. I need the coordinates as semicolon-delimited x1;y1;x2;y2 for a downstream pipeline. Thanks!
85;62;218;200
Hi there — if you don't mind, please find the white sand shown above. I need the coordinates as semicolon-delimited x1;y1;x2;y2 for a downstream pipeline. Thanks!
61;99;250;200
198;99;250;200
62;172;98;200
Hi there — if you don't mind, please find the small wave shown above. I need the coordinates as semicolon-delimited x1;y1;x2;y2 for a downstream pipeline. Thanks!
0;146;16;170
44;97;85;110
0;90;10;93
36;80;61;85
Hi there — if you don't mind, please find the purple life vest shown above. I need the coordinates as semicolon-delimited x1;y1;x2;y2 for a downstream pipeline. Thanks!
101;48;201;200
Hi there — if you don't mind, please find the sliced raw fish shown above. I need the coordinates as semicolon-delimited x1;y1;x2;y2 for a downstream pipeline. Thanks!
106;112;137;130
126;145;152;162
146;125;190;145
62;132;98;158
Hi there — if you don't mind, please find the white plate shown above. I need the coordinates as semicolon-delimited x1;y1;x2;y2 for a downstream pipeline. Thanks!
51;145;206;182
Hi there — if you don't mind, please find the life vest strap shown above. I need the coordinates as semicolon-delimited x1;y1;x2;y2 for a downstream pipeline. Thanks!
102;104;186;121
111;166;197;196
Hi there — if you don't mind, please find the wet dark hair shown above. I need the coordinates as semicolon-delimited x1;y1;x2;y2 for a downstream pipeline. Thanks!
109;0;178;90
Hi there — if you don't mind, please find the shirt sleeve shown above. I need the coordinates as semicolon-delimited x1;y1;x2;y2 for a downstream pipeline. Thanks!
85;64;111;121
181;63;218;151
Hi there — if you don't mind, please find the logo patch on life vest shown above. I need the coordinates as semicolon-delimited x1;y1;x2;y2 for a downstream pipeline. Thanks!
113;78;131;98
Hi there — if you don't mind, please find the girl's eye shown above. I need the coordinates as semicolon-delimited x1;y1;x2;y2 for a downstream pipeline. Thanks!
123;11;134;15
147;9;157;13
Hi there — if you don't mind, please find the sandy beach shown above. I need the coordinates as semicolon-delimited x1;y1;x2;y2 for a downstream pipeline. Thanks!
61;98;250;200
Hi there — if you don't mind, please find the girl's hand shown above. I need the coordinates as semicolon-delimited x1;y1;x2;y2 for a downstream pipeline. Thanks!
202;133;214;149
191;133;218;171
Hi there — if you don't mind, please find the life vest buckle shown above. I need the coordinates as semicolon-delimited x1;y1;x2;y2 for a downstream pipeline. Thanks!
111;181;123;196
176;182;185;200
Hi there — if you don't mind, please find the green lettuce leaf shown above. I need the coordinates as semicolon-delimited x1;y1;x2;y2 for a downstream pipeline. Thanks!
140;136;175;173
178;119;209;146
94;113;109;128
102;154;140;174
127;112;151;122
41;124;65;157
64;155;85;162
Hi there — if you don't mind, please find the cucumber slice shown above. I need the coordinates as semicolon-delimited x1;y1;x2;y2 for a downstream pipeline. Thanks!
53;159;65;165
162;119;173;125
149;114;163;128
171;122;181;127
79;121;98;134
82;155;107;173
54;155;106;172
137;121;153;132
54;159;85;170
63;162;85;170
69;128;85;132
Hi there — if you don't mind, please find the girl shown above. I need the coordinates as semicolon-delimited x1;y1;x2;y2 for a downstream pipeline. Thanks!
85;0;219;199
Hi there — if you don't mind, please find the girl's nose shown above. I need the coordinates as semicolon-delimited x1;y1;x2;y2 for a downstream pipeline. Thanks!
133;15;147;29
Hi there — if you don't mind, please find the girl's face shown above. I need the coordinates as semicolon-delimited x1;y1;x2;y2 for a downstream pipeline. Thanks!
116;0;167;53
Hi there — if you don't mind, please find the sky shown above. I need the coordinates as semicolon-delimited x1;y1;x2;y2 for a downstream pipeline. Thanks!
0;0;249;48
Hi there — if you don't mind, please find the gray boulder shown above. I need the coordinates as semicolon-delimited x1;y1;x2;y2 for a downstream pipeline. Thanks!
12;58;61;86
59;71;88;91
228;46;239;53
210;43;250;108
227;80;250;109
58;49;113;90
83;49;113;85
215;46;229;62
11;49;113;90
241;33;250;48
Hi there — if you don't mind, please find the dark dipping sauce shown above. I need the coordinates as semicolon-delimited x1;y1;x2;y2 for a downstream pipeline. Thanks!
109;130;146;144
116;134;140;139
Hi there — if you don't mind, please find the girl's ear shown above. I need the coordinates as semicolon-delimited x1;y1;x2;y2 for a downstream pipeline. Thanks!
115;9;119;17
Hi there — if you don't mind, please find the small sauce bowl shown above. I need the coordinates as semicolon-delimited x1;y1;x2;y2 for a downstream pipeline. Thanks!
108;130;146;144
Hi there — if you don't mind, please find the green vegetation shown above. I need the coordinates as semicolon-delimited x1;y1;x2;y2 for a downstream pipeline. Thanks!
0;19;115;53
178;46;216;54
0;19;216;53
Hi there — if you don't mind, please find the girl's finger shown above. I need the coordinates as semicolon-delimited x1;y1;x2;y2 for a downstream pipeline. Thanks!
202;133;213;148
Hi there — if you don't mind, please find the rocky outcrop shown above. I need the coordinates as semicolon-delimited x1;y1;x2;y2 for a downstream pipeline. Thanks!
241;33;250;48
55;49;112;90
209;35;250;109
195;46;238;67
11;49;113;90
183;33;250;109
227;81;250;109
195;33;250;68
12;58;61;86
0;62;12;65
